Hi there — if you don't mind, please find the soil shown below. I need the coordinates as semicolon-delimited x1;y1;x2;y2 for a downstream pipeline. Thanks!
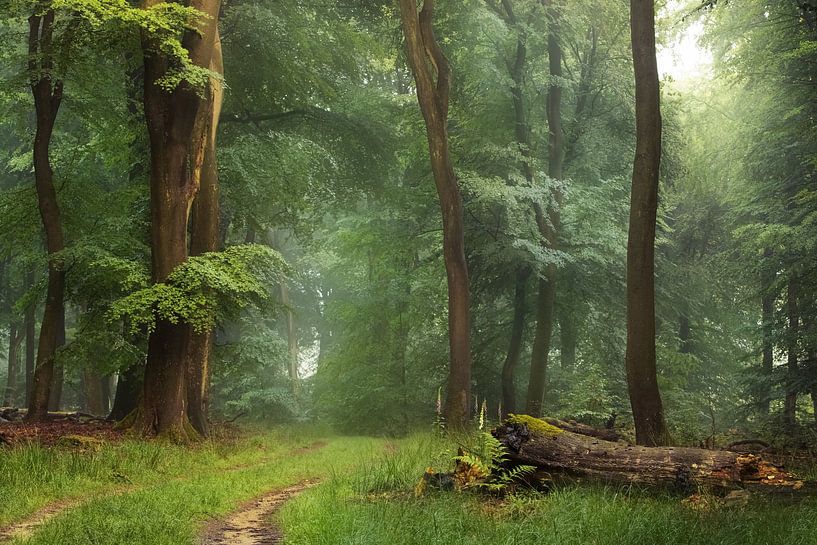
198;481;316;545
0;416;122;447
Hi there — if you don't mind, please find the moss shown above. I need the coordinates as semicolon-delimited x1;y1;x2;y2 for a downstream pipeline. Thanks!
56;435;105;450
507;414;563;437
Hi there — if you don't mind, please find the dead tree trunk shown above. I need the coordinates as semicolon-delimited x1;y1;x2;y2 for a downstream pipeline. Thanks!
625;0;669;446
398;0;473;427
494;416;805;492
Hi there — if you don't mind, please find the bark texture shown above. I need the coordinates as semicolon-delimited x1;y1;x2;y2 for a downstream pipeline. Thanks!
26;8;68;421
494;416;806;492
398;0;473;427
625;0;669;446
186;30;224;437
135;0;222;438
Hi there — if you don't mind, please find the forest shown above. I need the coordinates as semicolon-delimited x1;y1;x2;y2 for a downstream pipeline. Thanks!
1;0;817;543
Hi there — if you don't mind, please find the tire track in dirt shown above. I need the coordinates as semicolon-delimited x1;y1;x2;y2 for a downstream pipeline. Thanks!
0;440;327;543
198;480;317;545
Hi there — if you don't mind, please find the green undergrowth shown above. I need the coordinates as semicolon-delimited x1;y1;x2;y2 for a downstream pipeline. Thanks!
0;425;335;528
7;429;383;545
281;434;817;545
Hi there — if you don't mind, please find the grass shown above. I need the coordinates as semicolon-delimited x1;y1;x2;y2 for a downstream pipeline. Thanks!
281;434;817;545
5;428;817;545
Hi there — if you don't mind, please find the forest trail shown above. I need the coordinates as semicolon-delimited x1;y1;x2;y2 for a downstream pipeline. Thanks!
0;439;330;543
198;480;317;545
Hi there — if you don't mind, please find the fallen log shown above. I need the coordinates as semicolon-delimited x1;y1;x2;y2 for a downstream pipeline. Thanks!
493;415;807;493
543;417;621;442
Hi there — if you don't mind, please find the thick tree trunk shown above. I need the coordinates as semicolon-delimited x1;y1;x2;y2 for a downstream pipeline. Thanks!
134;0;221;438
501;268;529;416
784;279;799;427
108;361;142;422
526;4;563;417
493;416;805;491
186;30;223;438
625;0;669;446
398;0;473;427
27;9;67;422
760;248;775;414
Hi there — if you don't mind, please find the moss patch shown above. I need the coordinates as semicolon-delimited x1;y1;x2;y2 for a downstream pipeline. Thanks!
507;414;563;437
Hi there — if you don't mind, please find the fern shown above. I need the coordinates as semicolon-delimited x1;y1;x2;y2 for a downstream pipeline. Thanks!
454;433;537;492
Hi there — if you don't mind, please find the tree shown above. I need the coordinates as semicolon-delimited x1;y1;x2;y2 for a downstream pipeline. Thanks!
26;4;70;421
133;0;222;438
526;0;563;417
397;0;473;427
625;0;669;446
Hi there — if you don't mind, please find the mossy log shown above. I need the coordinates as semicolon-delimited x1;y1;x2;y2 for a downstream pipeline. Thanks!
494;415;807;493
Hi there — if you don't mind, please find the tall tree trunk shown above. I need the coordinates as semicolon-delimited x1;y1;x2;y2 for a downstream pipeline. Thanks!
501;267;528;416
279;281;300;391
625;0;669;446
760;248;775;414
526;2;563;417
24;271;36;406
135;0;221;438
4;324;21;407
47;308;65;411
186;29;223;438
559;309;577;370
27;8;67;422
783;279;799;427
398;0;473;427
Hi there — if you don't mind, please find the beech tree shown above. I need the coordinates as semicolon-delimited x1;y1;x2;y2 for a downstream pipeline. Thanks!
397;0;473;427
133;0;222;437
625;0;669;446
26;4;69;421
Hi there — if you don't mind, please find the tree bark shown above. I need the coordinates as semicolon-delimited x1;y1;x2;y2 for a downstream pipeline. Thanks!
783;279;799;427
108;360;142;422
26;8;67;422
135;0;222;438
47;308;65;412
398;0;473;427
501;267;529;416
493;416;805;492
82;367;107;416
186;29;224;438
625;0;669;446
526;0;563;417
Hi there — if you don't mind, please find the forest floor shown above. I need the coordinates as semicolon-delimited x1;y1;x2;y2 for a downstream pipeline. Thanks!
2;424;817;545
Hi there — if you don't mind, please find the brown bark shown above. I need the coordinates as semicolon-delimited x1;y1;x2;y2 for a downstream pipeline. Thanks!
27;8;68;422
398;0;473;427
47;308;65;411
494;417;805;491
783;279;799;427
625;0;669;446
526;0;563;417
501;268;529;416
186;30;224;438
108;361;142;422
135;0;222;438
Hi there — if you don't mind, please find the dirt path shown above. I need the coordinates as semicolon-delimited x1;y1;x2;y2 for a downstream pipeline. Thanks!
0;440;328;543
198;480;316;545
